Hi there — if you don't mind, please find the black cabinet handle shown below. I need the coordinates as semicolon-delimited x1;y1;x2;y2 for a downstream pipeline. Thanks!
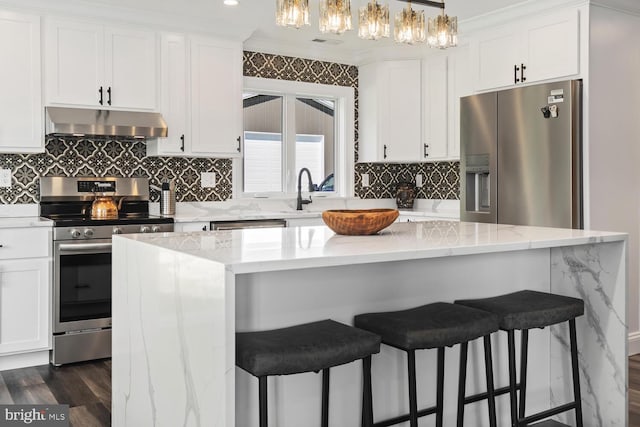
107;87;112;105
202;226;207;231
180;134;185;152
98;86;104;105
514;65;520;84
521;64;526;82
383;144;387;159
424;143;429;157
237;136;241;153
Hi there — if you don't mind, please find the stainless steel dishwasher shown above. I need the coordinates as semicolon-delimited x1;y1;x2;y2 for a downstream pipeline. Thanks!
210;219;288;230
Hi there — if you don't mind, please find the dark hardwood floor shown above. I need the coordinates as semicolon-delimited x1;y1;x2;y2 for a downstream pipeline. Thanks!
2;356;640;426
0;359;111;427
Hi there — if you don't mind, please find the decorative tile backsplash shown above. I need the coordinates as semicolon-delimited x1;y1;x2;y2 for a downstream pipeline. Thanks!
355;162;459;200
0;138;231;204
0;51;459;205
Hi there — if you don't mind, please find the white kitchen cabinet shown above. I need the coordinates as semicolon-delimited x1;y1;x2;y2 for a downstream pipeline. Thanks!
472;9;579;91
0;259;50;355
45;18;157;110
148;34;242;158
359;60;422;162
174;222;210;232
448;45;472;160
422;55;448;160
0;227;51;356
0;11;43;153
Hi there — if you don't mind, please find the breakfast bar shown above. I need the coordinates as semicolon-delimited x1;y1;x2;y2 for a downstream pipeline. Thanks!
111;221;627;426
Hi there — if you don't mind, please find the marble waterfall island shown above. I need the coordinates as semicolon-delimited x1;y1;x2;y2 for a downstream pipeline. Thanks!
112;221;627;427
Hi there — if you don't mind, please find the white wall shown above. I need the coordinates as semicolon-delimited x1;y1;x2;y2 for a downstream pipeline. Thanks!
587;5;640;351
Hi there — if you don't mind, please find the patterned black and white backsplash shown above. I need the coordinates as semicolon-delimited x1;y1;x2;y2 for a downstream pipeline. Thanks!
0;137;232;204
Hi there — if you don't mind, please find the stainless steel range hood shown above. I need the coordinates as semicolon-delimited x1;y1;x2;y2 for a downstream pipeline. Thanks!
45;107;168;139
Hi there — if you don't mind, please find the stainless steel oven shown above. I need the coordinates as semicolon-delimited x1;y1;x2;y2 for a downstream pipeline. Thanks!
41;177;174;365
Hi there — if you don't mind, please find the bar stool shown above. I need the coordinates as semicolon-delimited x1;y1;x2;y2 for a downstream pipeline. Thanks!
455;290;584;427
235;319;381;427
354;302;500;427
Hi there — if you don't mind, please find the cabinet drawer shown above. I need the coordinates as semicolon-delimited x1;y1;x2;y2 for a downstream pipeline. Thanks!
0;228;50;259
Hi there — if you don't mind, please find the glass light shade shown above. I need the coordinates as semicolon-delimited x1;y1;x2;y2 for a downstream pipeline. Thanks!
276;0;310;29
319;0;352;34
358;0;390;40
394;4;425;44
427;14;458;49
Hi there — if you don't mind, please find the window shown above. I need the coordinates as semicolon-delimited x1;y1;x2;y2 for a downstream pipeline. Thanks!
238;77;354;198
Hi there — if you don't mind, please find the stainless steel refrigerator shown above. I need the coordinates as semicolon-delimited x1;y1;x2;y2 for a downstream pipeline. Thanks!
460;79;582;229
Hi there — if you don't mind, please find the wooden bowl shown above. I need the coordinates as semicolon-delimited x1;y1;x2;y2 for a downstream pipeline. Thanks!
322;209;399;235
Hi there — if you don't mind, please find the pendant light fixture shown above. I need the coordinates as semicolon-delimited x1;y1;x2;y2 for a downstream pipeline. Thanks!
358;0;390;40
394;1;425;44
275;0;310;29
427;2;457;48
319;0;352;34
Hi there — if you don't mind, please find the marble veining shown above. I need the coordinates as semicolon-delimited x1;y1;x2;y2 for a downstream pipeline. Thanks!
550;243;627;426
113;222;627;427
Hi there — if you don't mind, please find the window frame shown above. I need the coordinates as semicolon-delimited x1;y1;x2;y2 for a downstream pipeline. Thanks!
236;77;355;199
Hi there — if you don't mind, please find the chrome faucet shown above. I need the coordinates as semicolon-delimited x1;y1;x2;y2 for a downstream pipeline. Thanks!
296;167;314;210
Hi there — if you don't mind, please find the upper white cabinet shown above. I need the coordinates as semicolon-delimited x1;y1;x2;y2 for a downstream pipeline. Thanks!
422;55;448;160
147;34;242;158
472;9;579;91
45;19;157;110
359;60;422;162
0;11;43;153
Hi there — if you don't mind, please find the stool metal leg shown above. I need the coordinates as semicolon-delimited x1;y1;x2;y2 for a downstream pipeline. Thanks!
483;335;497;427
407;349;418;427
456;342;469;427
569;319;584;427
321;368;330;427
259;376;268;427
518;329;529;424
507;330;518;427
436;347;445;427
362;356;373;427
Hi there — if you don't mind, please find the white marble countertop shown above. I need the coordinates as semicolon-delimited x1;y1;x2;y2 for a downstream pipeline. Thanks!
117;220;626;274
0;216;53;228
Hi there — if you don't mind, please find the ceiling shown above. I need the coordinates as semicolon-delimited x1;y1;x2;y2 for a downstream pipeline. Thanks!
4;0;525;63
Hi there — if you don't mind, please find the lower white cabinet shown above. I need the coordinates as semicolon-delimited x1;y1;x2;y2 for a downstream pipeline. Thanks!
174;222;210;232
286;217;324;227
0;258;50;355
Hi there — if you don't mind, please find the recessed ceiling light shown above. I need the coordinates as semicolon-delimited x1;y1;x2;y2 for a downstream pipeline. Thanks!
224;0;239;5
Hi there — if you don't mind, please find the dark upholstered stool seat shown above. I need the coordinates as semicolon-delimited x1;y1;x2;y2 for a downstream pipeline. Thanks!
236;319;381;377
354;302;499;350
455;290;584;330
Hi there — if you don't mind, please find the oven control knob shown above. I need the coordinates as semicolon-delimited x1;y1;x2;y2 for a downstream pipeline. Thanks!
112;227;123;235
152;226;161;233
70;229;81;238
140;226;151;233
83;228;94;237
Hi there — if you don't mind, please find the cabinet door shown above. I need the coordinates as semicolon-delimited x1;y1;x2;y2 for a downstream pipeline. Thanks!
473;27;520;91
174;222;209;232
149;33;189;155
105;27;157;110
45;19;104;107
0;12;42;153
0;259;50;355
422;56;448;160
524;9;579;83
380;60;421;161
190;37;242;157
448;45;472;160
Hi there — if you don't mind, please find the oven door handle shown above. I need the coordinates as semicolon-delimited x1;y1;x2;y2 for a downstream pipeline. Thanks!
58;242;112;253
